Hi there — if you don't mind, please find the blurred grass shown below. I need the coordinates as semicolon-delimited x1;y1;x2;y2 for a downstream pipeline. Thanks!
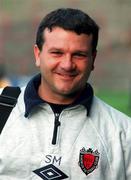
96;90;131;117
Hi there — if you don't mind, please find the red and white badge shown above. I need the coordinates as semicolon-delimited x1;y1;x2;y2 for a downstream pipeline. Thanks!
79;147;100;176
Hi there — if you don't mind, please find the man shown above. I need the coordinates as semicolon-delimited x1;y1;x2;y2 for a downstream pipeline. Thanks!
0;8;131;180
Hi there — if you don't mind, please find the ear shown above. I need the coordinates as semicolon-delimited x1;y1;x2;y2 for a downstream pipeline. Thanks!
34;44;41;67
91;50;97;71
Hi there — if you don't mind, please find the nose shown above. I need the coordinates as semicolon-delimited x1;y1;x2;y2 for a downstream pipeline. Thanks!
60;54;75;71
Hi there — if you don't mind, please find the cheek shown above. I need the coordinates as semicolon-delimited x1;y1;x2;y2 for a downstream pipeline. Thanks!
40;58;58;74
78;61;91;72
79;62;93;79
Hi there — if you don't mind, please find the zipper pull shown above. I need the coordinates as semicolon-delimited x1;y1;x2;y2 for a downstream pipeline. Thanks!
52;113;61;145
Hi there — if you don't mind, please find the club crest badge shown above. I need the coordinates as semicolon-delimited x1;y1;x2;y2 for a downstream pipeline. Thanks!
79;147;100;176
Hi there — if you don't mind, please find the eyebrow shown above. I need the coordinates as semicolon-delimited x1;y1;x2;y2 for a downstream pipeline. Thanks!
48;48;63;52
72;50;92;57
48;47;90;53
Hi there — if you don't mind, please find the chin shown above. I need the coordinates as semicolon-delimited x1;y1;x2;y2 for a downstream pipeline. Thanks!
56;87;79;97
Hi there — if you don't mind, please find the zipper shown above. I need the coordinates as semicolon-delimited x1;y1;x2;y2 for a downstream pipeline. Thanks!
52;113;61;145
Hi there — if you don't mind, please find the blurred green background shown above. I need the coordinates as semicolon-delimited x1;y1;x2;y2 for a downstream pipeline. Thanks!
0;0;131;116
96;91;131;117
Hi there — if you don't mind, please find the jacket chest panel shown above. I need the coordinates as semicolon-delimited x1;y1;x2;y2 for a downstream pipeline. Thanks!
0;106;124;179
0;116;111;180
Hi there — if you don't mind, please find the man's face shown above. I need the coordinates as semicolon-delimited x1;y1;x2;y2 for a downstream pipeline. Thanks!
34;27;96;100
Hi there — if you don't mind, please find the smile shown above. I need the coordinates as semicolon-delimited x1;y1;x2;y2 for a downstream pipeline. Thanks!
56;73;76;80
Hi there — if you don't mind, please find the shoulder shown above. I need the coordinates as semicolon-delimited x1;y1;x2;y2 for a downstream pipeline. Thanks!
91;96;131;130
90;96;131;149
15;86;26;111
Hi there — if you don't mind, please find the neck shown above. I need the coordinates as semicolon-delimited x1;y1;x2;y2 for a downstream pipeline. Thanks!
38;84;84;105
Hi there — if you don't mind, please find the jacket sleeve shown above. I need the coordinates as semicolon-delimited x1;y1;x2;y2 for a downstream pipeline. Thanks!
123;122;131;180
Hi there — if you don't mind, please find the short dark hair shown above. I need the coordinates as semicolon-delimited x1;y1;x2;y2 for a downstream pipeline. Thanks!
36;8;99;52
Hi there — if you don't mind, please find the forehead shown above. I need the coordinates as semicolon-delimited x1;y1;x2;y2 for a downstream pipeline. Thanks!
43;27;93;50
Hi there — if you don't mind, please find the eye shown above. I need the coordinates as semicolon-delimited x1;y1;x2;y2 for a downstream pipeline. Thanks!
50;51;63;57
73;52;88;59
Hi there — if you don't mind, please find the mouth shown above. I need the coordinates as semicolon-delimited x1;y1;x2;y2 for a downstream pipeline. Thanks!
56;72;77;80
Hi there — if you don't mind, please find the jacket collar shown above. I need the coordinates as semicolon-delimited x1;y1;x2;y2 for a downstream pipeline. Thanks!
24;74;44;117
24;74;94;117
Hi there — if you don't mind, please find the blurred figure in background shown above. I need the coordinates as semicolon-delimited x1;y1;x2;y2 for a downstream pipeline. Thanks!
0;63;11;88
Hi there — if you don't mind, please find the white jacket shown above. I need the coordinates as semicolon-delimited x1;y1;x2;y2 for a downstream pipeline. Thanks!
0;87;131;180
